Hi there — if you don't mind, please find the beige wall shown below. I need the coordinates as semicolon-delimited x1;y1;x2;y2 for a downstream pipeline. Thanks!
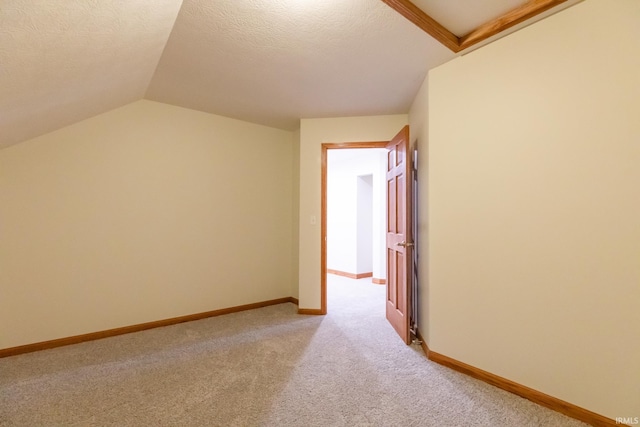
412;0;639;419
298;115;408;309
408;73;430;341
0;100;295;349
291;128;301;299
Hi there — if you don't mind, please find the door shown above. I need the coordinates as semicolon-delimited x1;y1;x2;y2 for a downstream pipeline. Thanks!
386;125;412;344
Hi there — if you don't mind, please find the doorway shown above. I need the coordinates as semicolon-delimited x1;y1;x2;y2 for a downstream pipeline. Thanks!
320;127;413;343
326;149;387;285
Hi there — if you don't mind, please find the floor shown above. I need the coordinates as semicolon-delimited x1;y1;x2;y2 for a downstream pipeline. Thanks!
0;274;588;426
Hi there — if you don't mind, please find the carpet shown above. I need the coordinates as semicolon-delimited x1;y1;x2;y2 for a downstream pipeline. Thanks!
0;276;587;426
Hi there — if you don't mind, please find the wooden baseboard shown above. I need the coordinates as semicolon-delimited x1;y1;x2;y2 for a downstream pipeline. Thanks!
372;278;386;285
414;330;618;427
0;297;298;359
297;308;325;315
327;269;373;280
415;329;431;357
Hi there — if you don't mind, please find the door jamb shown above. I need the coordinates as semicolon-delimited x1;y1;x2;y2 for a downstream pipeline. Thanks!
321;141;389;314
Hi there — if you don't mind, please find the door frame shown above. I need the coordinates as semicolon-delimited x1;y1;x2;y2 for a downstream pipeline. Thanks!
320;141;389;314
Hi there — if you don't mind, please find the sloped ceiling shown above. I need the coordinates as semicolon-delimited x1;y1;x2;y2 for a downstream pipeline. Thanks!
0;0;184;149
145;0;453;130
1;0;583;149
412;0;528;36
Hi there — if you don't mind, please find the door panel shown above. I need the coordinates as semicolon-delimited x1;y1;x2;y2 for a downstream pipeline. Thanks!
385;125;412;344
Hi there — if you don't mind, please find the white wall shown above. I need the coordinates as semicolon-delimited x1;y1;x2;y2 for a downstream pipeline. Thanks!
326;149;386;278
0;100;295;349
327;155;358;274
356;175;373;274
371;151;388;282
410;0;639;419
298;116;408;310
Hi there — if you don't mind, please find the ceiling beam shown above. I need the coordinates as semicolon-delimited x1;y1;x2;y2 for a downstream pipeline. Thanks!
458;0;570;51
381;0;571;53
380;0;460;52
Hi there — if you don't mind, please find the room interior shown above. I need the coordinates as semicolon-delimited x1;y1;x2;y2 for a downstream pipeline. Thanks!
326;148;387;284
1;0;638;425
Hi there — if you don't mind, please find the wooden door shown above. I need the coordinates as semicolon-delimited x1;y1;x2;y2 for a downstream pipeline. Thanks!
386;126;412;344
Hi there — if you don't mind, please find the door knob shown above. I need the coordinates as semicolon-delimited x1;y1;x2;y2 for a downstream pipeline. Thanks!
397;241;414;247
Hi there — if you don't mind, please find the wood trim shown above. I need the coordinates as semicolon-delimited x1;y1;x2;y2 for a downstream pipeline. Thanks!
372;278;386;285
414;328;431;356
327;269;373;280
297;308;325;315
322;141;390;150
381;0;574;53
0;297;297;359
380;0;459;52
428;351;618;427
290;297;299;305
458;0;570;51
321;145;329;316
321;140;389;317
414;329;618;427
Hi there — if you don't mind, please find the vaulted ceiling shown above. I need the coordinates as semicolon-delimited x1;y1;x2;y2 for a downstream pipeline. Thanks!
0;0;581;149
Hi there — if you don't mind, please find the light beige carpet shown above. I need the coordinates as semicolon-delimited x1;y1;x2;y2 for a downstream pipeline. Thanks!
0;276;587;426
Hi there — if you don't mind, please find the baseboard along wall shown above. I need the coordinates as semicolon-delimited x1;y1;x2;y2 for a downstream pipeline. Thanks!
327;269;372;280
4;298;618;426
297;308;325;315
0;297;298;358
414;330;621;427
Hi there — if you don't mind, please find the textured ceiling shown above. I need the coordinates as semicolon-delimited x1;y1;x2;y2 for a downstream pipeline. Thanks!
1;0;583;149
145;0;454;130
0;0;183;149
412;0;528;36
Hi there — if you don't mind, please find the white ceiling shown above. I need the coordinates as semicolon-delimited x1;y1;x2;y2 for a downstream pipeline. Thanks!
0;0;183;149
0;0;582;149
412;0;528;36
145;0;454;130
